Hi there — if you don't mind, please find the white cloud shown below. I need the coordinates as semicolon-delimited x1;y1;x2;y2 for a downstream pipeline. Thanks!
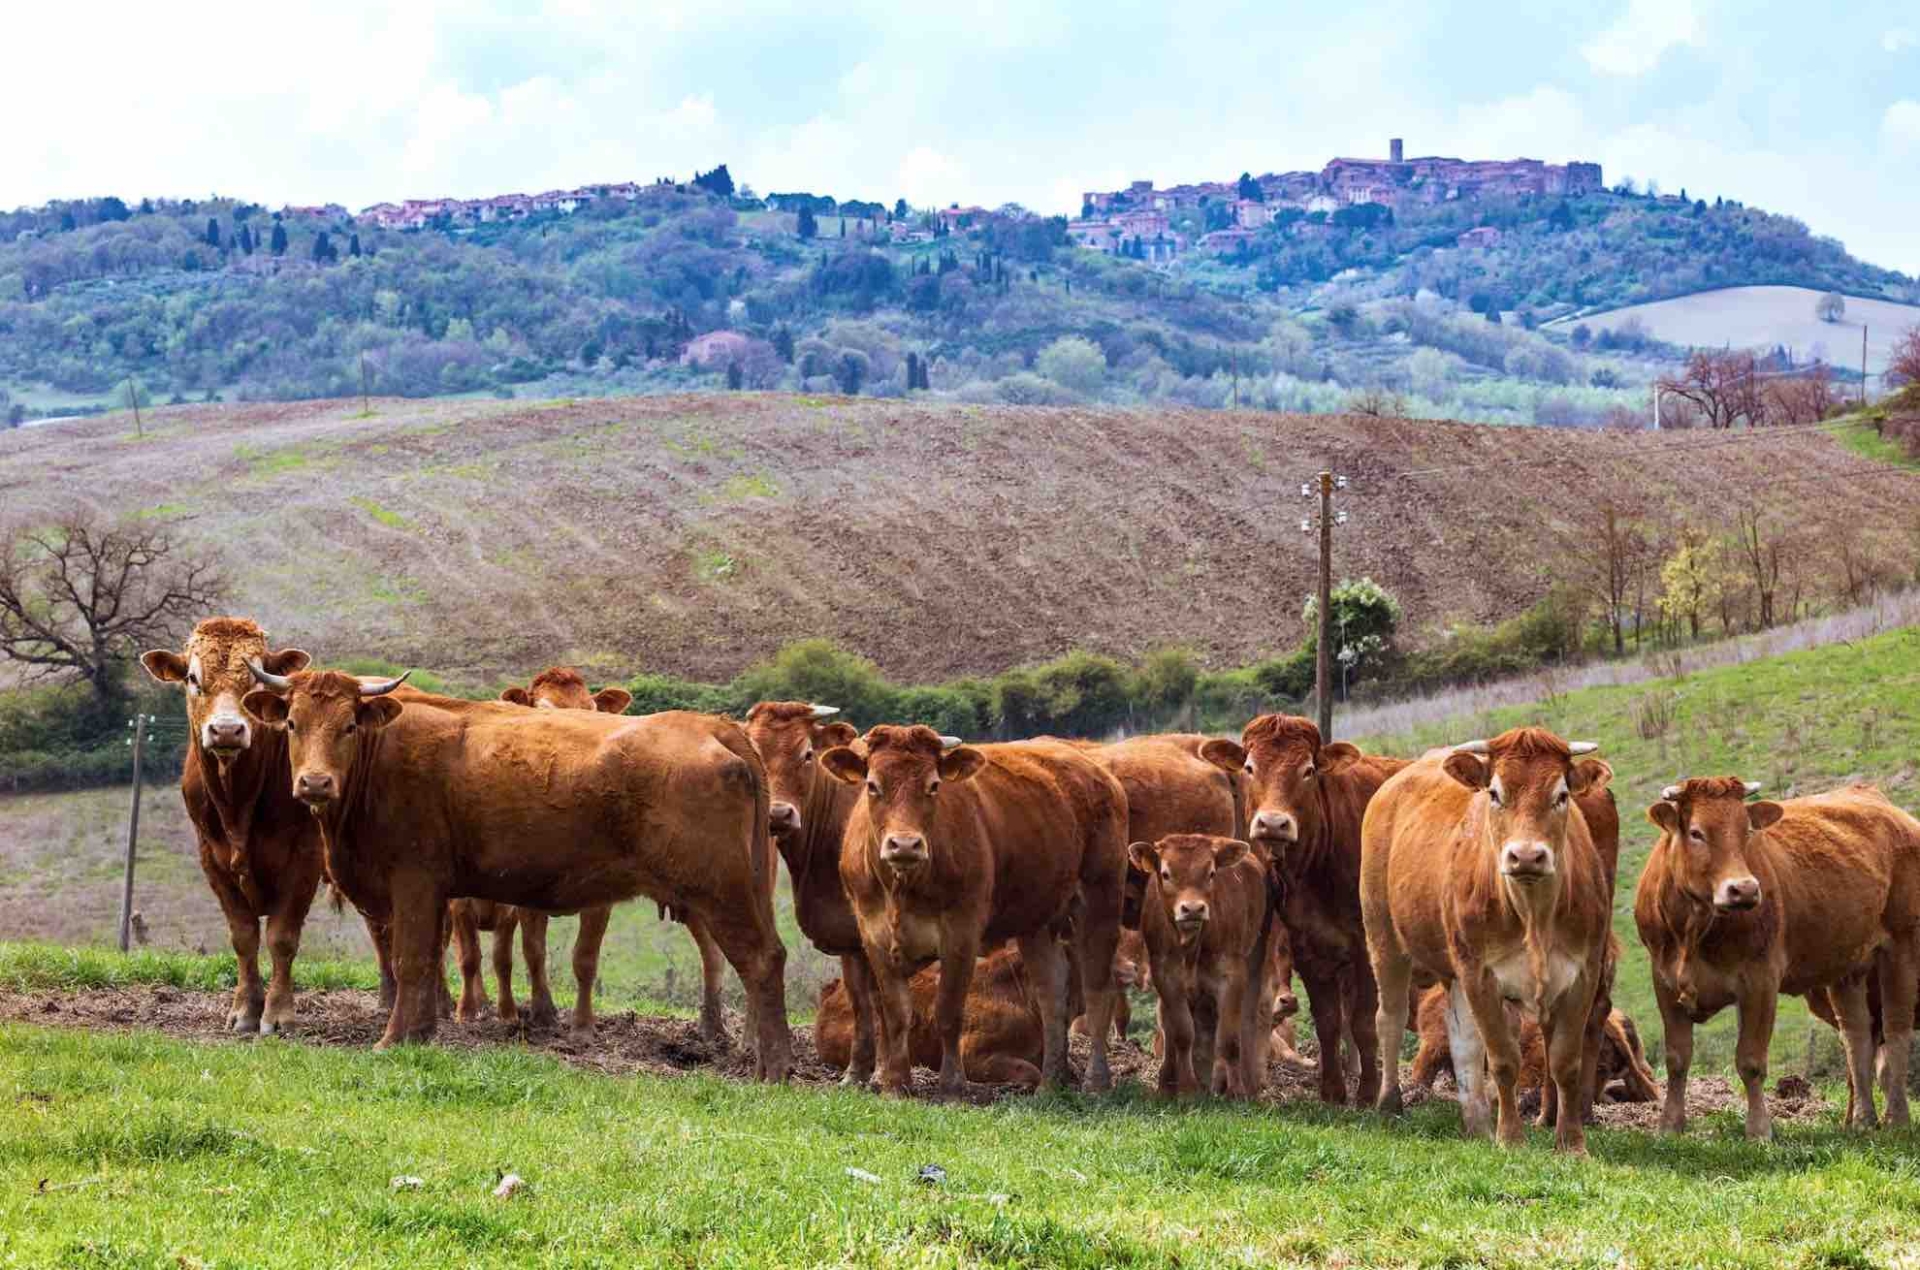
896;147;969;208
1583;0;1699;76
1885;100;1920;149
1885;28;1917;53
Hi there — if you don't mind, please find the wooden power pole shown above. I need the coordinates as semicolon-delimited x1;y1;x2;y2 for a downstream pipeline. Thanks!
1301;471;1348;739
119;713;149;953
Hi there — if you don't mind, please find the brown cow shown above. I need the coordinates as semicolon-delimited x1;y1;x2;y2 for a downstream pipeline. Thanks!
1364;728;1611;1153
140;618;326;1033
1636;779;1920;1136
742;701;870;1077
1131;833;1273;1098
447;667;638;1041
1200;715;1405;1105
1407;982;1660;1105
825;726;1127;1096
814;944;1045;1088
239;668;792;1077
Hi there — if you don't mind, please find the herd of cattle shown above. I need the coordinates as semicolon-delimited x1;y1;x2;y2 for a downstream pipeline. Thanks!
134;616;1920;1153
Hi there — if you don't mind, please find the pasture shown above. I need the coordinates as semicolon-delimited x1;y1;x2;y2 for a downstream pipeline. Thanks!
1553;285;1920;374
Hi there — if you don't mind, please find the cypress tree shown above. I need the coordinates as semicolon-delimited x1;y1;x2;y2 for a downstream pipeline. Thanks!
269;222;288;256
797;205;818;240
348;233;361;258
206;217;221;248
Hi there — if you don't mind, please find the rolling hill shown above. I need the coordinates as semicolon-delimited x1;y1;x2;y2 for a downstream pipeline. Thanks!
1551;285;1920;377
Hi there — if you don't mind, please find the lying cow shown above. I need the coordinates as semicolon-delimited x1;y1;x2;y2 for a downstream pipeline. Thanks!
1407;981;1659;1106
240;667;792;1078
1636;778;1920;1136
826;726;1128;1096
446;667;635;1041
1132;834;1273;1098
1201;715;1405;1105
814;945;1045;1088
1363;728;1612;1153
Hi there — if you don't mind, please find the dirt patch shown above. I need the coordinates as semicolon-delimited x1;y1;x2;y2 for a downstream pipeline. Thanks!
0;984;1820;1124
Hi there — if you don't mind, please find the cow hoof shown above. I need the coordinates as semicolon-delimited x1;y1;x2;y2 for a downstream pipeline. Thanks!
566;1026;594;1048
259;1019;283;1037
229;1014;261;1035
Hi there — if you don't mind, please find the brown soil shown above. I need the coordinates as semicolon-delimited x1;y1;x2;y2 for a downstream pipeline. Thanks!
2;394;1911;685
0;983;1826;1125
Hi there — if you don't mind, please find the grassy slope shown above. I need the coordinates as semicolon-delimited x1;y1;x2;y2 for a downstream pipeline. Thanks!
6;1022;1920;1269
1557;286;1920;373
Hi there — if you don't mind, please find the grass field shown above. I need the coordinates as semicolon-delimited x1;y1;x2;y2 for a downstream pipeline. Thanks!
1549;285;1920;374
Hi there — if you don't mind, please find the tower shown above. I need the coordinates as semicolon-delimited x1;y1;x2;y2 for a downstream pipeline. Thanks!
1390;138;1404;164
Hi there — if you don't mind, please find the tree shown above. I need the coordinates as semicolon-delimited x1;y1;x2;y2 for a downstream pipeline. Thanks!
1660;349;1764;429
1562;499;1651;655
311;231;335;263
797;205;818;240
1657;527;1719;641
893;198;909;220
725;359;744;390
0;510;229;708
348;233;361;258
1891;324;1920;389
98;196;131;222
771;324;795;364
269;221;288;256
904;351;921;392
1036;336;1105;396
238;224;255;255
692;163;734;198
836;349;868;395
205;217;222;248
1816;291;1846;324
1302;577;1402;693
1734;505;1790;628
1237;172;1262;202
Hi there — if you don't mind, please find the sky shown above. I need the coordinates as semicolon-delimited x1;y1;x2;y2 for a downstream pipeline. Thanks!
3;0;1917;274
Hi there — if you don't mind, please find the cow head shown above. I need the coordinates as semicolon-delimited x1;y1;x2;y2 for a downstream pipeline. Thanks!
745;701;858;838
240;668;411;811
500;666;632;715
1647;777;1781;914
141;618;311;763
819;724;984;873
1442;727;1602;886
1201;714;1361;862
1128;833;1250;944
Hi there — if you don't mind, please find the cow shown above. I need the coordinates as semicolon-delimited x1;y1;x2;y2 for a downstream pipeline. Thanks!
825;725;1128;1097
1363;728;1612;1153
1199;715;1405;1105
239;667;792;1078
140;618;328;1034
1130;833;1273;1098
741;701;869;1077
1407;982;1659;1106
814;944;1045;1088
1635;778;1920;1136
445;667;646;1042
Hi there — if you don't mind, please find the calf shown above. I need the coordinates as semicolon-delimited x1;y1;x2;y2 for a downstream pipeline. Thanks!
1635;779;1920;1136
1200;715;1405;1104
1363;728;1611;1152
241;668;791;1078
826;726;1128;1096
815;945;1045;1088
1132;834;1273;1098
1408;982;1659;1105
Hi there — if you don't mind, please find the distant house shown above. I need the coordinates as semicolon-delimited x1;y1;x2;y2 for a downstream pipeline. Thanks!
1233;200;1273;230
1199;227;1259;255
1456;226;1503;249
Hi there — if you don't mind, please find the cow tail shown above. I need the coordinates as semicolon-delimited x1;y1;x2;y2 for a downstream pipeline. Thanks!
718;723;778;937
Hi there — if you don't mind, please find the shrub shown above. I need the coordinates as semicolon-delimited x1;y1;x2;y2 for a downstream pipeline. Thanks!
729;639;894;723
1036;336;1106;396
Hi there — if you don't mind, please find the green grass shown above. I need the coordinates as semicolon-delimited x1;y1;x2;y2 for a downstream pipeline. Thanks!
1;1022;1913;1268
0;942;379;994
1832;416;1919;469
350;496;410;529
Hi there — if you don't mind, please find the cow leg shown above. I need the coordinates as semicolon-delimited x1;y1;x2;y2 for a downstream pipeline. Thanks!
1111;990;1132;1043
970;1053;1043;1090
452;905;487;1023
1367;955;1411;1114
1346;963;1382;1106
1733;986;1779;1139
1298;965;1351;1105
1212;963;1251;1100
1877;941;1918;1128
366;915;398;1013
869;955;916;1097
206;868;265;1033
1442;979;1492;1139
515;911;558;1028
922;936;980;1099
686;917;731;1046
1020;932;1072;1092
260;881;314;1036
568;904;610;1043
1829;976;1878;1130
838;954;880;1086
1652;978;1693;1135
1546;986;1596;1155
1458;973;1524;1147
1073;898;1122;1096
703;911;792;1084
490;913;520;1026
380;874;449;1048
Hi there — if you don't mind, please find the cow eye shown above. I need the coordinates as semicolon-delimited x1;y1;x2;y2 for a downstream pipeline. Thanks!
1161;867;1172;882
1688;827;1707;843
285;718;297;734
1242;759;1255;775
866;780;880;798
1554;790;1569;809
928;779;941;796
1488;787;1503;808
800;747;813;764
344;721;358;736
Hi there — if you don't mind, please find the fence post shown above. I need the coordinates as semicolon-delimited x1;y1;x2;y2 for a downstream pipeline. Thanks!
119;714;148;953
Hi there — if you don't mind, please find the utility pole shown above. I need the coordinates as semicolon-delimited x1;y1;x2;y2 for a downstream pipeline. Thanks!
1863;324;1870;410
1301;471;1350;739
360;351;372;416
119;713;150;953
126;378;143;438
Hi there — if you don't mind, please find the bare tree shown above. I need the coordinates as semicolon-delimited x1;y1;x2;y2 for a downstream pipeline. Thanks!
1892;324;1920;391
1660;349;1765;429
1816;291;1846;324
0;509;229;706
1560;499;1651;655
1760;363;1838;425
1734;505;1790;629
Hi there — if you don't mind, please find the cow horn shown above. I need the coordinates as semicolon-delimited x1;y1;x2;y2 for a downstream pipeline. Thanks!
1661;784;1684;801
1452;740;1489;754
938;735;964;750
809;704;841;718
1743;781;1763;797
357;671;412;697
247;658;292;691
1568;741;1599;756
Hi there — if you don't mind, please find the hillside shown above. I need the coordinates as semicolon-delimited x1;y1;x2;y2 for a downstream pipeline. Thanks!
1550;285;1920;376
3;393;1918;688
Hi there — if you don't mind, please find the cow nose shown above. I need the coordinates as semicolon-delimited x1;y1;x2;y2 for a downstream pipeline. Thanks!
205;718;248;748
768;802;799;833
1502;842;1552;876
295;772;336;803
1251;810;1297;841
1174;900;1208;924
1718;877;1762;910
1274;990;1299;1019
881;833;926;862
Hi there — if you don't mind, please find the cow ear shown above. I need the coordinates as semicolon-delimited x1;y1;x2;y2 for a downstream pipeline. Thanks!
815;720;858;748
939;746;986;784
1443;751;1489;790
819;746;868;785
1213;838;1250;870
1127;841;1159;874
262;647;311;676
1647;801;1680;832
1320;742;1362;774
358;697;405;730
500;687;533;707
593;688;634;715
1748;801;1784;832
1571;758;1612;796
242;689;288;727
141;650;188;683
1199;738;1245;773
